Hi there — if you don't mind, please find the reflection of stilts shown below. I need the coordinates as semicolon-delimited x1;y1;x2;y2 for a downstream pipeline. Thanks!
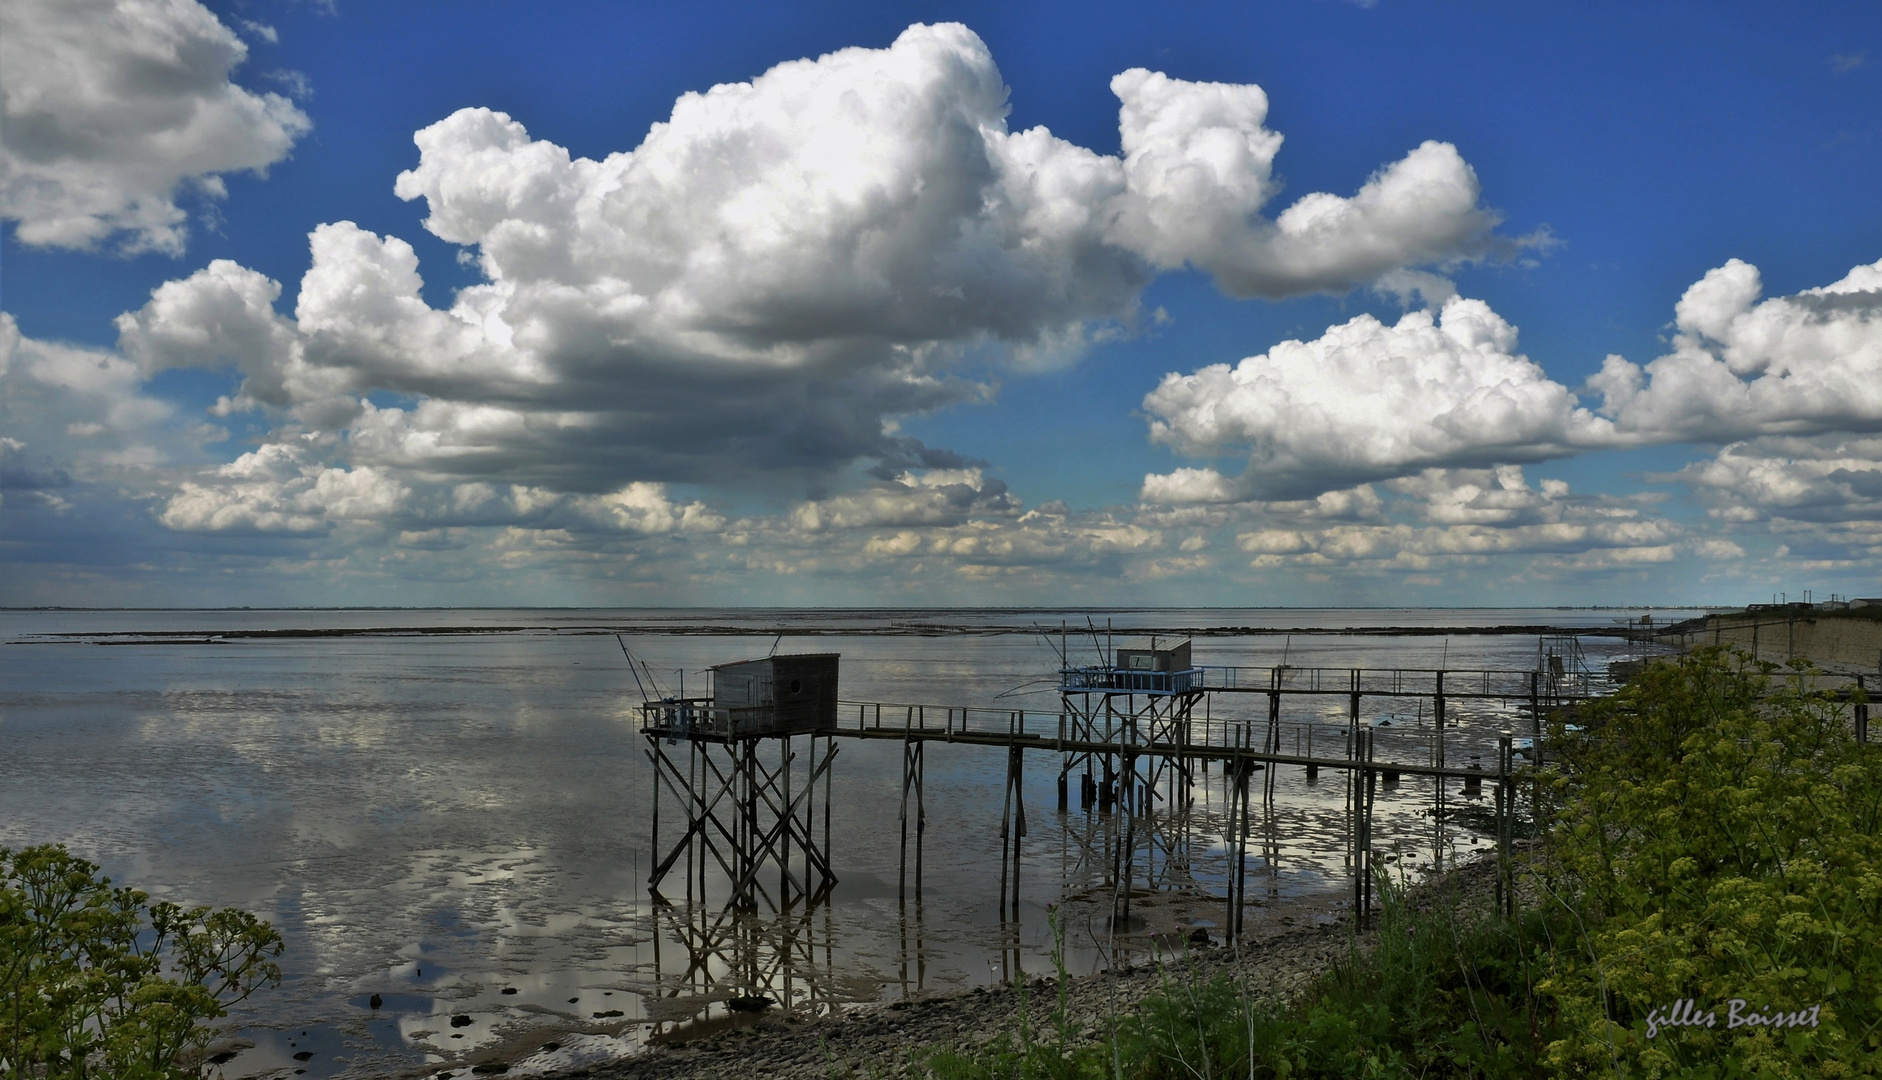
647;898;841;1034
1495;730;1514;918
1261;670;1283;900
1223;743;1254;939
897;892;927;999
999;744;1026;919
1353;729;1376;929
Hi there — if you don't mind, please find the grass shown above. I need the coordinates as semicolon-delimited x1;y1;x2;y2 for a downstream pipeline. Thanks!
922;873;1559;1079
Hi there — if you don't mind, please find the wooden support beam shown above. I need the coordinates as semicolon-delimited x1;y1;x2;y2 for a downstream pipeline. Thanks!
1496;730;1513;918
1857;674;1869;744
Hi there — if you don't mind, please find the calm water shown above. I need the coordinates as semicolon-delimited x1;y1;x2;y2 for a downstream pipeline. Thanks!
0;608;1687;1078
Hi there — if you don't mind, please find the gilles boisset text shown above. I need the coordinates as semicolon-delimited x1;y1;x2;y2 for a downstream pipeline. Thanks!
1644;998;1824;1039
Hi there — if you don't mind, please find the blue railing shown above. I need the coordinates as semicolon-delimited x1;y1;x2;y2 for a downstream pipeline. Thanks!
1058;666;1207;695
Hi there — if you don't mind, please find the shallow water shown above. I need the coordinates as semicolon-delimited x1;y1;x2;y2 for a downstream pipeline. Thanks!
0;608;1685;1078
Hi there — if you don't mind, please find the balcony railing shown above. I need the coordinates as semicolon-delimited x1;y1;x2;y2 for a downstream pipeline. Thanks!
1058;666;1207;695
639;699;781;740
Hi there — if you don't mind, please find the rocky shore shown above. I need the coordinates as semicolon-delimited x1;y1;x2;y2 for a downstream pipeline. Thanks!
525;859;1502;1080
551;924;1343;1080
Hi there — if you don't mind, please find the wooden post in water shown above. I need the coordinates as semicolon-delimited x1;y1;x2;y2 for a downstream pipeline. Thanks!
999;746;1012;919
1434;670;1447;772
1012;745;1025;915
1857;675;1869;744
823;735;833;885
915;742;925;895
1119;747;1136;928
1363;729;1376;928
899;720;913;902
650;740;659;891
1529;670;1541;736
1497;730;1513;918
998;744;1026;919
688;743;698;904
1223;752;1237;939
782;737;792;907
803;736;813;896
1267;669;1282;754
1227;722;1252;940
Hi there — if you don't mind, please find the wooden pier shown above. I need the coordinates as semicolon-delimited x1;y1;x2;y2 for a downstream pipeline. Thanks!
630;637;1873;1019
636;632;1627;937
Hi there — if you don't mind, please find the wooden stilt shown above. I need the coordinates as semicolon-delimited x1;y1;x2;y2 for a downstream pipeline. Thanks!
1857;674;1869;743
1497;730;1513;918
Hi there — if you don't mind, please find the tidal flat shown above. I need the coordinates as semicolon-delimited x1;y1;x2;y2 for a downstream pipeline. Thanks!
0;607;1677;1078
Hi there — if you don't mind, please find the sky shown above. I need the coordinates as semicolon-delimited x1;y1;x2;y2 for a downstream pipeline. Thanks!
2;0;1880;609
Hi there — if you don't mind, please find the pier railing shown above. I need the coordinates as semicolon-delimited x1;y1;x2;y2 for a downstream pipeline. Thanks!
639;698;787;740
1058;666;1207;694
833;697;1535;771
1200;665;1615;699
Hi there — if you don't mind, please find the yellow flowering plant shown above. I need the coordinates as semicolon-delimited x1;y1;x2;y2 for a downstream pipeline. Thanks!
1;845;283;1079
1538;650;1882;1078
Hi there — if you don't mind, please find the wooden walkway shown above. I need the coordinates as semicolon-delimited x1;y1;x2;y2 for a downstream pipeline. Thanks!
639;661;1870;931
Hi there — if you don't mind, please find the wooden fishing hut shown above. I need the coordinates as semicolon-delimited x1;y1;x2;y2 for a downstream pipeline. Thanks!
1051;635;1208;926
640;653;841;911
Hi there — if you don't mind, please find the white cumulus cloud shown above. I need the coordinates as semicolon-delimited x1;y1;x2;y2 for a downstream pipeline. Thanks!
1665;435;1882;527
789;468;1015;531
1228;468;1681;574
113;23;1523;501
1141;297;1613;501
160;441;411;534
0;0;310;253
1108;69;1508;297
1591;257;1882;441
0;312;195;483
1141;255;1882;506
157;434;726;538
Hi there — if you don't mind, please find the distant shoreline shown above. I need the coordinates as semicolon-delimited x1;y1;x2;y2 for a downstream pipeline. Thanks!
0;604;1711;613
10;621;1651;645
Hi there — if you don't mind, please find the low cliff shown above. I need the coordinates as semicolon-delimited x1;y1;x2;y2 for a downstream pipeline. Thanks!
1659;606;1882;674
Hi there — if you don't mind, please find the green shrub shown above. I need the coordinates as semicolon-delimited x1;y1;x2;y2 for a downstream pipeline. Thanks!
925;876;1560;1080
1;845;283;1079
1539;650;1882;1077
1103;875;1559;1079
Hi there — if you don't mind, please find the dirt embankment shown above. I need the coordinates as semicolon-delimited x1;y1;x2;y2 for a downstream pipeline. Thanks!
1660;609;1882;674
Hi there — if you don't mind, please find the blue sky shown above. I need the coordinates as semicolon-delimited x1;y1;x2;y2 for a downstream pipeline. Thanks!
2;0;1879;607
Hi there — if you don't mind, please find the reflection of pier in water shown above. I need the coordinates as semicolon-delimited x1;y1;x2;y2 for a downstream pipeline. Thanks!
644;900;843;1038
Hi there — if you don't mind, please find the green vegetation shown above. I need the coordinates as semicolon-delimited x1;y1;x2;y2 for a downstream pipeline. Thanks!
1539;649;1881;1075
1818;605;1882;623
924;649;1882;1078
1;846;283;1079
928;880;1557;1079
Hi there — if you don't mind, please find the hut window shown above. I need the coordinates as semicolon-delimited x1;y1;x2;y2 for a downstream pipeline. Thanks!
789;678;802;694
